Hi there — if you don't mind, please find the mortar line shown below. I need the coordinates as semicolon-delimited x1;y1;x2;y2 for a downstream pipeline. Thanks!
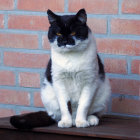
4;14;8;29
0;47;50;54
14;0;18;10
112;93;140;100
15;71;19;87
118;0;123;15
64;0;69;13
0;85;40;92
126;56;132;75
107;17;111;36
107;73;140;80
0;104;45;111
0;66;45;73
0;10;140;19
29;92;34;107
38;33;43;49
0;51;2;65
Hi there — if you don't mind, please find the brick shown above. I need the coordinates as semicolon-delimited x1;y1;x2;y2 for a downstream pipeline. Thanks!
69;0;118;14
20;110;34;114
87;18;107;34
110;79;140;96
42;35;50;50
0;33;38;49
112;98;140;115
0;109;15;118
0;0;14;10
0;71;15;86
0;89;30;106
19;72;40;88
0;14;4;28
122;0;140;14
4;52;49;68
34;92;44;107
96;38;140;56
8;15;49;31
131;60;140;75
111;19;140;35
18;0;64;12
104;58;127;74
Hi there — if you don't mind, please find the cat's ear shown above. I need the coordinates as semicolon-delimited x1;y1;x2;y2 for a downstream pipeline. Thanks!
47;9;58;24
76;9;87;24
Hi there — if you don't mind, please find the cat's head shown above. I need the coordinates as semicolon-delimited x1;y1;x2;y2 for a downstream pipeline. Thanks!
47;9;91;52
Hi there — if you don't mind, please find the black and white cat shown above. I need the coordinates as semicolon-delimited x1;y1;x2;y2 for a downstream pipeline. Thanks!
10;9;111;129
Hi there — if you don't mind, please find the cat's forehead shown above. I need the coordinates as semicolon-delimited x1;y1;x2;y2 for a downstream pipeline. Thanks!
59;15;75;26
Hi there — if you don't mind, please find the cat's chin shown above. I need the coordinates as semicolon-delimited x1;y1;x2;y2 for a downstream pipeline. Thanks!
55;46;86;53
55;47;78;53
61;45;80;51
51;44;84;53
65;45;75;49
56;45;76;49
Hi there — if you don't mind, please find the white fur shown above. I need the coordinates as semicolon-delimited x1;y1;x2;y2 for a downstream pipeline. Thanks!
41;32;111;128
87;115;99;126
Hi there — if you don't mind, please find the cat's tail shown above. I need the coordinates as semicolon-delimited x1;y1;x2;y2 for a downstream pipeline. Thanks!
10;111;56;129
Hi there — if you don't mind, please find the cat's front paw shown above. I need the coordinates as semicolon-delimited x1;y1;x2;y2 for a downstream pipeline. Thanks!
75;119;90;128
58;119;72;128
87;115;99;126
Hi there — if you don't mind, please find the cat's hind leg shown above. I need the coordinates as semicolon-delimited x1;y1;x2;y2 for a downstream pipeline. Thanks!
88;78;111;126
87;115;99;126
41;80;61;122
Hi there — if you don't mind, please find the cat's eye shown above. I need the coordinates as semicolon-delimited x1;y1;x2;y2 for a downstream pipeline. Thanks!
56;33;62;36
71;32;76;36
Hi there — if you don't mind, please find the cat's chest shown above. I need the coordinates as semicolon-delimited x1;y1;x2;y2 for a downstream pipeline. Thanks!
62;71;87;102
51;49;94;72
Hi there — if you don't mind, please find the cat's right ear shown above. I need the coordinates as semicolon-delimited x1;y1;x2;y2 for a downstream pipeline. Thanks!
76;9;87;24
47;9;58;24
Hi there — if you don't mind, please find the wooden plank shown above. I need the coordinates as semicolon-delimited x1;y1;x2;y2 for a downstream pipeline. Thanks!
0;129;106;140
0;115;140;140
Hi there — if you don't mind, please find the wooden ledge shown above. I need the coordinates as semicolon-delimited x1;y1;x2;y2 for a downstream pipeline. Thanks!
0;115;140;140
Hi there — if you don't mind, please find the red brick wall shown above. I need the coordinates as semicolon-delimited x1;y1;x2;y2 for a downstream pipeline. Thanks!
0;0;139;118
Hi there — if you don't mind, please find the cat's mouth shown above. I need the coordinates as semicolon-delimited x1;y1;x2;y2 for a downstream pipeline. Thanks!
65;45;76;49
59;45;76;49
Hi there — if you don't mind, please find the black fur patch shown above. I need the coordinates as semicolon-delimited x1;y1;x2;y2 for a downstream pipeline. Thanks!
10;111;55;129
67;101;72;115
45;59;52;84
97;54;105;81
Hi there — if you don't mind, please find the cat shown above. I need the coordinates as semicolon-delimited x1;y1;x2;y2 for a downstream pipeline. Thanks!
10;9;111;129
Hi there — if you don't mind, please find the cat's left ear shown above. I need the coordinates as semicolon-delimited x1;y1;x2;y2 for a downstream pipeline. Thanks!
47;9;58;24
76;9;87;24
